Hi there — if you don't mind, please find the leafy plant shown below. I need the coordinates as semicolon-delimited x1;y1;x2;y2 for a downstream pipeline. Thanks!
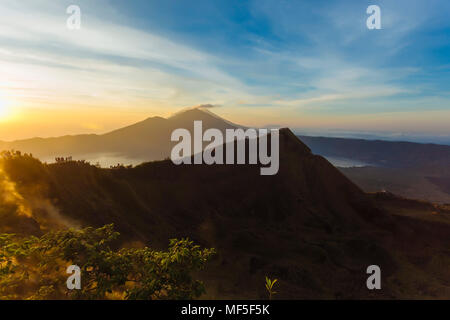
0;224;215;300
265;276;278;300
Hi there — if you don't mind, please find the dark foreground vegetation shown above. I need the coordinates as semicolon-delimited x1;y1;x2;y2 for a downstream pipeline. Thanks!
0;224;215;300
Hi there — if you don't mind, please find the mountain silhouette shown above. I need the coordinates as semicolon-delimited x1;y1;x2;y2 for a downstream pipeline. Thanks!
0;108;240;161
2;108;449;173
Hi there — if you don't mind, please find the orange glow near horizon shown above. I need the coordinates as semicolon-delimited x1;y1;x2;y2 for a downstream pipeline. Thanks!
0;100;450;142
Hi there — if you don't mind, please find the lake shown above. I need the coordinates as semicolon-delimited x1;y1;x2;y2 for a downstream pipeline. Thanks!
43;153;371;169
324;156;371;168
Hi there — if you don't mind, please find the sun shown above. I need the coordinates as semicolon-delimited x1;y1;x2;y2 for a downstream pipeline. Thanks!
0;98;11;119
0;101;6;117
0;98;11;121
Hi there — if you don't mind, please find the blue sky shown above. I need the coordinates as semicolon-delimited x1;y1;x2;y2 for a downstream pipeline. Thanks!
101;0;450;113
0;0;449;141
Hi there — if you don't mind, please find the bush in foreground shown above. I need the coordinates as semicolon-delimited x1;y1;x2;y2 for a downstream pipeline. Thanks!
0;224;215;300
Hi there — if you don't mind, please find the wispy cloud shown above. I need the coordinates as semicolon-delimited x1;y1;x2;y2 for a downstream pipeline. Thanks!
0;1;254;109
0;0;449;138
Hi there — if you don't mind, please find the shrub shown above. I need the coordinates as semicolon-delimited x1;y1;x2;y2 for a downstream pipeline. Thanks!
0;224;215;300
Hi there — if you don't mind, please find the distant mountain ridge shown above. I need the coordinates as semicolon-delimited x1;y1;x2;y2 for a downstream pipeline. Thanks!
297;135;450;203
298;135;450;170
0;108;240;162
1;108;449;171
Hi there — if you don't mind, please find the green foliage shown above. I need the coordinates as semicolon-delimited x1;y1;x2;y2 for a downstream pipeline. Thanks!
0;224;215;300
265;276;278;300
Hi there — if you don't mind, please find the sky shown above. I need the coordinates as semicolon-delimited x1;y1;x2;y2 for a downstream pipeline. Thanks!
0;0;449;142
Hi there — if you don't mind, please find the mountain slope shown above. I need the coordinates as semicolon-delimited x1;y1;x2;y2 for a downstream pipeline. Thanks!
2;129;449;299
1;108;239;162
298;135;450;171
299;135;450;203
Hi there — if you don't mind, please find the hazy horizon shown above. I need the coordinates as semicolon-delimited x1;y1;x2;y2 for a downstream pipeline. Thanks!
1;107;449;146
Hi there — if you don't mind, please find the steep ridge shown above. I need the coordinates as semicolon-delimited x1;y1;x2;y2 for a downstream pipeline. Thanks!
2;129;449;299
